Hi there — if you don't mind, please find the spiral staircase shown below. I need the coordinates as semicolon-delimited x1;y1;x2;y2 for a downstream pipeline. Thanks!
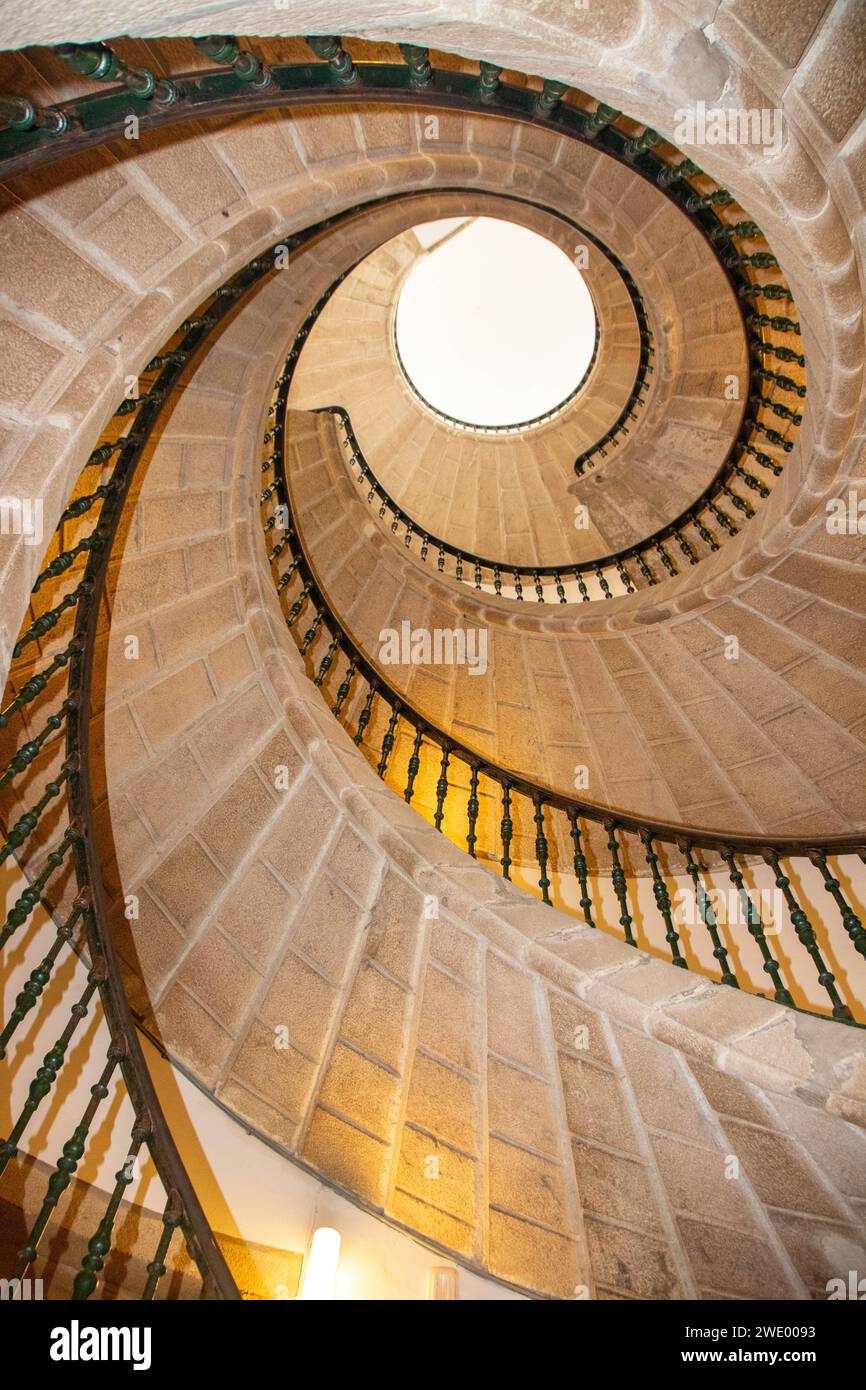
1;8;866;1302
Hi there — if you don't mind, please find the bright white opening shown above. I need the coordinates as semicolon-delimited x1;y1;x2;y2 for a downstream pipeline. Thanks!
395;217;597;428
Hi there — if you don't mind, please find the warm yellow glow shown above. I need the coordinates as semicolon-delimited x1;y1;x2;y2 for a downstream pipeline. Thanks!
426;1266;457;1300
298;1227;341;1300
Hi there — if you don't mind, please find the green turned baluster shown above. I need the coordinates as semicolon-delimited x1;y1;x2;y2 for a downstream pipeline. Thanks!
305;36;357;84
478;61;502;99
193;35;272;87
500;783;514;880
437;544;445;573
404;725;424;803
755;366;805;397
260;480;280;503
535;79;568;116
751;337;805;367
720;483;754;518
753;419;794;452
14;1048;121;1282
641;831;687;968
742;441;783;476
84;438;129;468
179;314;216;333
73;1121;149;1300
378;496;388;520
764;852;851;1020
533;571;545;602
0;94;68;135
405;522;415;549
0;699;72;791
455;553;464;583
466;766;480;859
494;567;503;596
354;681;378;746
270;532;295;563
751;393;802;425
738;282;793;303
731;460;770;496
513;570;524;601
747;311;801;334
0;765;71;867
708;500;738;536
711;218;761;240
377;703;401;778
614;557;636;593
533;798;552;905
0;828;76;950
55;41;178;104
399;44;433;86
286;581;312;628
634;550;657;586
808;851;866;960
656;156;701;187
434;747;451;831
420;534;430;561
277;557;302;592
33;534;99;590
314;632;340;687
142;1191;182;1300
13;581;91;659
682;844;738;987
692;513;719;551
332;658;357;717
144;349;189;372
0;646;79;729
622;128;661;160
114;385;165;415
575;569;590;602
605;821;635;945
0;895;85;1058
655;541;678;577
0;966;101;1179
567;811;595;928
674;530;699;566
721;850;793;1007
583;101;620;137
685;188;735;211
724;250;779;270
300;609;325;656
591;565;611;599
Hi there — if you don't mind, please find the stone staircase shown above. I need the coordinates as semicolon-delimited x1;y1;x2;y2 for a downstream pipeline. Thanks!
0;16;865;1301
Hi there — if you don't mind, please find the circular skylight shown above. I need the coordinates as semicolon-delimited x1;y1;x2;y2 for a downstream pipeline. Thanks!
394;217;597;429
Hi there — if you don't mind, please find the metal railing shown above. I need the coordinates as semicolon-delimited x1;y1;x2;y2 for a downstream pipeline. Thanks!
262;359;864;1029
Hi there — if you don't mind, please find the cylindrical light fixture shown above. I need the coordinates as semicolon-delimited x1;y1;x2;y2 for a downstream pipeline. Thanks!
426;1266;457;1300
298;1227;342;1300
